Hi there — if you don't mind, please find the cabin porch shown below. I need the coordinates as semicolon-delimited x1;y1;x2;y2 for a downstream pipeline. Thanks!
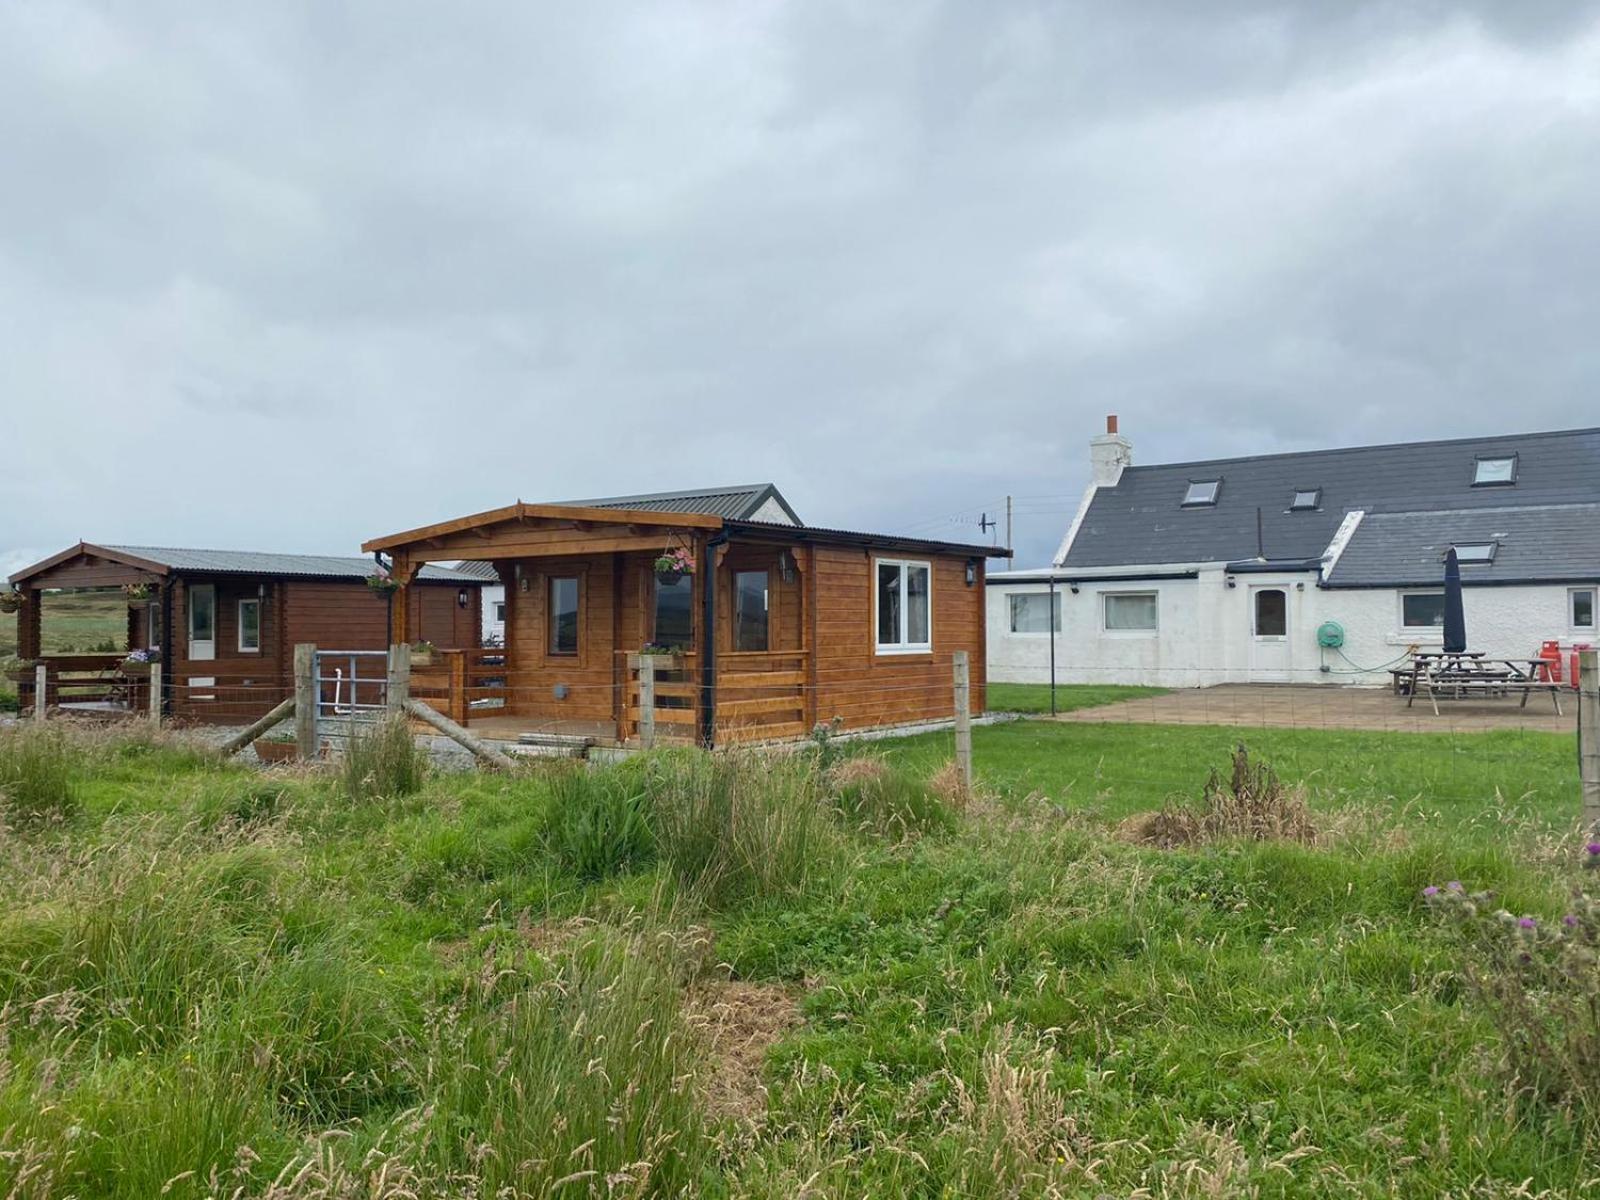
374;503;815;747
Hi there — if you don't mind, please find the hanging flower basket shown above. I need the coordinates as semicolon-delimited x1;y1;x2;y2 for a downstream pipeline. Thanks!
366;571;400;594
653;547;695;583
122;583;153;602
0;591;22;615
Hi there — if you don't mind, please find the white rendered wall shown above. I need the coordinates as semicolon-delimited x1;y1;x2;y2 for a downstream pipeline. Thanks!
481;584;506;646
988;574;1597;688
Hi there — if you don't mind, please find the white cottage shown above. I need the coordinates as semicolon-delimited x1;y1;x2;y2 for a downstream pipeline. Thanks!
988;419;1600;687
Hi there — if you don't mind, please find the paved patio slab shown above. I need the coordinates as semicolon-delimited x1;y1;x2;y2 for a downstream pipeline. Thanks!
1052;683;1574;735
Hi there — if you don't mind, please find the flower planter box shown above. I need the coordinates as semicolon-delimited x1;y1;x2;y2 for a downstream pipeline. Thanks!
628;652;686;672
255;741;298;764
411;651;434;667
119;662;153;678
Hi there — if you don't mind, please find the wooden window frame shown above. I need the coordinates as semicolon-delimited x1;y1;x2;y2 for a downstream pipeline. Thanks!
237;597;262;654
732;567;773;653
873;557;933;655
547;575;581;658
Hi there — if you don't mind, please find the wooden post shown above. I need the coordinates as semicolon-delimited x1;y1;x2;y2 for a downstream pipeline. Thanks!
1581;649;1600;834
638;653;656;749
953;650;973;793
219;696;297;756
33;662;47;721
448;650;468;726
294;644;317;761
149;661;163;728
387;643;411;715
404;698;515;770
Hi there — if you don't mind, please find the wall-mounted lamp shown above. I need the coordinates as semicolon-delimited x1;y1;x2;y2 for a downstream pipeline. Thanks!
516;563;530;593
457;588;469;609
1295;581;1305;592
1226;576;1237;589
779;550;797;585
964;559;978;587
1070;583;1080;595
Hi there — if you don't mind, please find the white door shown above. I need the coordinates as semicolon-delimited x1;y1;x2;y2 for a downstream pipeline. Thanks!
188;584;216;697
1248;586;1293;682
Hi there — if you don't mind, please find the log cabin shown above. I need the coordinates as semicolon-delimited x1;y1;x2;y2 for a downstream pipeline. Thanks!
7;544;481;722
361;484;1007;747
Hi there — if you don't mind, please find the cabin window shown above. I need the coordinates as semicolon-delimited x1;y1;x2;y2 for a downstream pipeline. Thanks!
875;559;932;653
1573;588;1597;631
237;599;261;653
1473;456;1517;486
1451;542;1497;564
1102;591;1158;632
1182;480;1221;507
1290;488;1321;511
652;574;694;650
548;577;579;655
733;570;770;652
1008;593;1061;634
493;601;506;624
1401;591;1446;628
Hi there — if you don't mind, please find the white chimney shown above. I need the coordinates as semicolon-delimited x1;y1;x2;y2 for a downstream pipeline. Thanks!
1090;413;1132;486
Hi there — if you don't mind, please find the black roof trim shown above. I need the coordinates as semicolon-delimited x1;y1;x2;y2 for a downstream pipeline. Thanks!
725;519;1006;559
986;569;1199;586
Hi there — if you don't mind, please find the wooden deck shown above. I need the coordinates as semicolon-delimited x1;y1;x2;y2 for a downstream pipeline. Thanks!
464;714;620;744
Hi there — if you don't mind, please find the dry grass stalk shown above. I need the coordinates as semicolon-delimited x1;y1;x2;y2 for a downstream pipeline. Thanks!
1129;745;1315;849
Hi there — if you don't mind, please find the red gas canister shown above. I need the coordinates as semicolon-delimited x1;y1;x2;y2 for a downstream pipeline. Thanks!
1538;640;1563;683
1573;644;1593;691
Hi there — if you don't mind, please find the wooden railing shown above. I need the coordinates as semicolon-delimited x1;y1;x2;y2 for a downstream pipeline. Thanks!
9;654;136;712
411;648;508;725
715;650;810;744
618;652;700;745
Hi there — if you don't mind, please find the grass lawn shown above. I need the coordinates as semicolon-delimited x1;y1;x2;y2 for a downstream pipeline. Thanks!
0;718;1594;1197
986;680;1169;714
1;591;129;710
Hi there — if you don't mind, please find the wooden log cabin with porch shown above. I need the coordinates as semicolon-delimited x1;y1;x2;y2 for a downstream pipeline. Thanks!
6;544;482;722
362;484;1005;746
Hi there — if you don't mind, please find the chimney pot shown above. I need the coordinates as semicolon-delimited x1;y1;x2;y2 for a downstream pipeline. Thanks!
1107;414;1118;435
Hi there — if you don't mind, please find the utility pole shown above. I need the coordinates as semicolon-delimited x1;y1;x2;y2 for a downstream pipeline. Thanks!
1005;496;1013;553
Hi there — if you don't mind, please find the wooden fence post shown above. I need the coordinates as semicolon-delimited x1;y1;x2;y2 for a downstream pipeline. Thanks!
953;651;973;793
448;651;468;726
386;643;411;715
294;644;317;761
1581;649;1599;835
34;663;47;722
638;654;656;750
149;661;162;728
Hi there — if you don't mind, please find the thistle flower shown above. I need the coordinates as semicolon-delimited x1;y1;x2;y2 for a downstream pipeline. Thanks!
1564;915;1579;928
1587;844;1600;856
1422;886;1440;897
1446;881;1464;892
1518;917;1538;930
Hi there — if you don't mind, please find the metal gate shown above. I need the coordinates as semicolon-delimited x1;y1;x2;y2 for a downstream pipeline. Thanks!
313;650;389;746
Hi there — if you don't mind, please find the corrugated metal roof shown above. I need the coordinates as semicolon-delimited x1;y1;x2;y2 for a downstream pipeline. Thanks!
451;560;502;581
1322;504;1600;587
727;519;1006;559
105;546;481;583
1063;426;1600;570
556;483;800;524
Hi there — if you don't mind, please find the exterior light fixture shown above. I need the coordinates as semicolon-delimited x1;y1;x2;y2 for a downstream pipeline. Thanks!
1226;576;1237;589
457;588;469;608
964;560;978;587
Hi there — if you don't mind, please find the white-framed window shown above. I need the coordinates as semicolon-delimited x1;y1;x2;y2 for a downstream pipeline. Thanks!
1008;593;1061;634
1572;587;1597;632
1102;591;1158;633
493;601;506;624
1401;590;1446;629
237;598;261;652
1473;455;1517;486
875;559;932;653
1182;480;1221;507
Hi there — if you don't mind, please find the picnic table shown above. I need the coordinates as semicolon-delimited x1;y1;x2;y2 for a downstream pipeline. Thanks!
1401;652;1564;716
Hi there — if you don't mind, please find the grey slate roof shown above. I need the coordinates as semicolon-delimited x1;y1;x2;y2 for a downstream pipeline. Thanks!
555;483;801;524
1062;427;1600;581
1323;504;1600;587
106;546;481;583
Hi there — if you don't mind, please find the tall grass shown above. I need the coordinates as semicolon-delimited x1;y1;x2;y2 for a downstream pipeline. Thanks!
339;714;426;803
543;765;655;880
0;723;77;826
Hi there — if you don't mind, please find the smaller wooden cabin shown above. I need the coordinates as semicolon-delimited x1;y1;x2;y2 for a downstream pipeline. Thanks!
7;544;481;722
362;484;1007;746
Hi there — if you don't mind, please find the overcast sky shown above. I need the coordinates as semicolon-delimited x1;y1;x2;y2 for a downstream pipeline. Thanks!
4;1;1598;577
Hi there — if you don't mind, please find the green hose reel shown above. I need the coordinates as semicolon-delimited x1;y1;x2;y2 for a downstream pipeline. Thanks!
1317;621;1346;649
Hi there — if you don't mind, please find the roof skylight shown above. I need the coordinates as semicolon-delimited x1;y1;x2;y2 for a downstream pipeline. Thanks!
1473;456;1517;486
1452;542;1498;564
1182;480;1221;507
1290;488;1321;511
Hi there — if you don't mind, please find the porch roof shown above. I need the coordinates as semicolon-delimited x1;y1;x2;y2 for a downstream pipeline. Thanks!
362;502;722;557
9;542;481;587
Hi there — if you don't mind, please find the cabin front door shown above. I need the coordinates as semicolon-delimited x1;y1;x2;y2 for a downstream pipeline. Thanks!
188;583;216;698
